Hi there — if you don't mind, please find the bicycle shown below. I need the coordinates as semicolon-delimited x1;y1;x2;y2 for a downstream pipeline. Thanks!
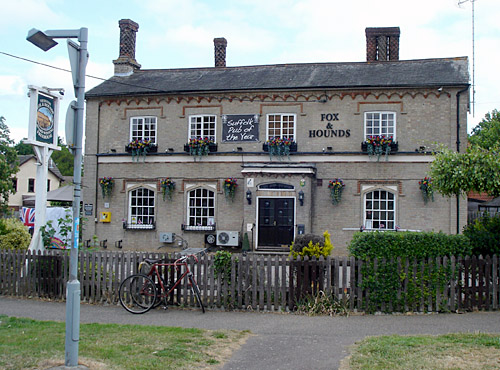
119;249;206;314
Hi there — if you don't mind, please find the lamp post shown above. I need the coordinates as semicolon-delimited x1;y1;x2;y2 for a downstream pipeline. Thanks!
27;27;88;367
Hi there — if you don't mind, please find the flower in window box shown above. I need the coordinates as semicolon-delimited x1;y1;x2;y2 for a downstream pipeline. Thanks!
126;139;157;162
99;177;114;198
419;176;434;204
223;177;238;201
363;135;393;161
267;136;295;160
187;137;214;159
328;178;345;205
160;178;176;201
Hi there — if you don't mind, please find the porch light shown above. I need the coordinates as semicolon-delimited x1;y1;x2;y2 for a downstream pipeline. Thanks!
298;190;304;206
246;189;252;205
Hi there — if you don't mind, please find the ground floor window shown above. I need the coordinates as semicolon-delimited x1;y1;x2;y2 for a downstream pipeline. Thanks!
188;188;215;227
128;187;155;225
364;189;395;230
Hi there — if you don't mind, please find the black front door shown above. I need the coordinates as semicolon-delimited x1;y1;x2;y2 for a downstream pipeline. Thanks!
258;198;295;247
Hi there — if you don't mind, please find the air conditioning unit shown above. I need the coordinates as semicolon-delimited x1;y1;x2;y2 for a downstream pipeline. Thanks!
205;233;217;247
216;231;239;247
159;232;174;243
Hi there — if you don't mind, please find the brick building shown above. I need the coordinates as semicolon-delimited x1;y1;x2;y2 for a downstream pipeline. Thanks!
83;20;469;255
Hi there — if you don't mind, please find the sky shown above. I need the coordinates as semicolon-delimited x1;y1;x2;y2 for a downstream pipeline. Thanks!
1;0;500;144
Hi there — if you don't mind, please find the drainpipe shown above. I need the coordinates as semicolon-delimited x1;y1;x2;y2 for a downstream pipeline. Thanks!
456;86;469;234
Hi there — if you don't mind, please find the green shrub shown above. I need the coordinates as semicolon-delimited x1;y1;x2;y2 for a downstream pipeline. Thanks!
0;218;31;250
290;231;334;259
463;213;500;256
348;231;472;259
348;231;471;313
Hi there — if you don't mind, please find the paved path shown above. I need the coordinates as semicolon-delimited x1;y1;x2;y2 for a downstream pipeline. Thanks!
1;297;500;369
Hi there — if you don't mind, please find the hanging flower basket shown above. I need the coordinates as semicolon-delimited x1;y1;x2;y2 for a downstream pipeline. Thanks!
265;137;295;160
160;178;176;201
125;139;157;162
223;178;238;201
419;176;434;204
99;177;114;198
362;135;395;161
328;178;345;205
185;137;215;159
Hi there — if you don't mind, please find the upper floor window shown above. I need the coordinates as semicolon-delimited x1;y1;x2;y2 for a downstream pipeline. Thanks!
128;187;155;226
130;116;157;143
12;178;17;192
47;179;51;192
364;112;396;140
187;187;215;227
28;178;35;193
364;189;395;230
189;115;216;142
266;114;296;141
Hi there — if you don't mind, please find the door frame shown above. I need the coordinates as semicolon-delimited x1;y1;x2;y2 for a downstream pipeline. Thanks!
255;195;297;250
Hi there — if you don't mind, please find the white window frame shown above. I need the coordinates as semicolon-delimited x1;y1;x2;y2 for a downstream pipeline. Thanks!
363;189;396;230
187;187;215;228
130;116;157;143
364;112;396;141
188;115;217;142
128;186;156;226
266;113;296;141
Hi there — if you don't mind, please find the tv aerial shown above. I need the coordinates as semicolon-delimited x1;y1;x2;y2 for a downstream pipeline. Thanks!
457;0;476;117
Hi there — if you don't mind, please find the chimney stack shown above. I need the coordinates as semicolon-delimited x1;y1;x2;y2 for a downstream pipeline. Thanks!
113;19;141;76
214;37;227;67
365;27;400;62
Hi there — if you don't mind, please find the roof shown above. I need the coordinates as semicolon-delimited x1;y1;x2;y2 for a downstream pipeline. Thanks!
18;155;65;181
86;57;469;98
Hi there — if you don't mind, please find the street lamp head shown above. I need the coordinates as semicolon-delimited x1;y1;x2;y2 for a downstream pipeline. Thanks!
27;28;58;51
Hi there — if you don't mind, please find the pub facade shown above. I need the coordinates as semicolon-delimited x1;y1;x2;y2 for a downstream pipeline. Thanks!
82;20;469;255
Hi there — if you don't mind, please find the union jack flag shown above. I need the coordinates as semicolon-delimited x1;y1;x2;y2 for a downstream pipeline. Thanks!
20;207;35;228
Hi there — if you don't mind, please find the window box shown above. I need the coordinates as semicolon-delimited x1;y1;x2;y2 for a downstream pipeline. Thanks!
123;222;156;230
183;143;218;153
125;143;158;153
262;142;298;152
181;224;216;232
361;141;398;153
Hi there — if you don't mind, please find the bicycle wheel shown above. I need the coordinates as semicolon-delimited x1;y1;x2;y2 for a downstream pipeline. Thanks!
119;274;156;314
189;275;205;313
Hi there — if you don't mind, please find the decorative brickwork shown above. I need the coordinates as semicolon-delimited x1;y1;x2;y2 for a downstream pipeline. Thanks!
214;37;227;67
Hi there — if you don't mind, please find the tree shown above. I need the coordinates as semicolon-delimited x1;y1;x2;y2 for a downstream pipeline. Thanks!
468;109;500;150
51;138;74;176
429;110;500;197
14;139;34;155
0;116;19;213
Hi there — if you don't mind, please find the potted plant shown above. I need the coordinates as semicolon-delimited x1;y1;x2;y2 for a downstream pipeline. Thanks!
99;177;114;198
125;139;157;161
223;177;238;200
419;176;434;204
328;178;345;205
160;178;176;201
362;135;395;161
265;137;295;160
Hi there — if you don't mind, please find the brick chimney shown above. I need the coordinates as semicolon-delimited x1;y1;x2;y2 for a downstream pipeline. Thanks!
366;27;400;62
113;19;141;76
214;37;227;67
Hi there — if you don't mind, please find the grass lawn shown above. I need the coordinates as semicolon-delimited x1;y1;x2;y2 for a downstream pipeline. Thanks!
0;315;250;369
343;332;500;370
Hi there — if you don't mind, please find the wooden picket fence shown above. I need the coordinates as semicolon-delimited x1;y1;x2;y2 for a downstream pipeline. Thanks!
0;249;499;313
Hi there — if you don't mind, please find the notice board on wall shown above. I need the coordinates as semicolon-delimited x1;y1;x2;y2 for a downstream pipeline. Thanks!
221;114;259;142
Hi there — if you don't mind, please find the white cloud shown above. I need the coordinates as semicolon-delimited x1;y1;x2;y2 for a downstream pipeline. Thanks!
0;76;26;96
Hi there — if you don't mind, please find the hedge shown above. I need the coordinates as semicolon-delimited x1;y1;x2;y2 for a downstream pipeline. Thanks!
348;231;472;259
